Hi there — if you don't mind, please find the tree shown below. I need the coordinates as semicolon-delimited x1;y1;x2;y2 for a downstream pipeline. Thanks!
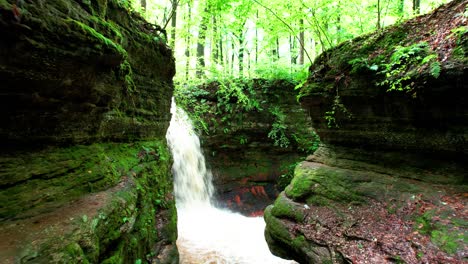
413;0;421;14
299;18;305;65
377;0;382;29
169;0;178;48
134;0;451;82
196;6;208;78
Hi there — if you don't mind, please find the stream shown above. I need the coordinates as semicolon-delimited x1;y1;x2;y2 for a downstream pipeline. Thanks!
166;100;296;264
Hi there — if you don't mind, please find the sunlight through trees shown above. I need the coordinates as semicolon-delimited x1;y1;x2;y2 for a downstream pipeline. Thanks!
128;0;451;82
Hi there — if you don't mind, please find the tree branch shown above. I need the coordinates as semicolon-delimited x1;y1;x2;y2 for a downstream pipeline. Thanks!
163;0;181;30
251;0;313;64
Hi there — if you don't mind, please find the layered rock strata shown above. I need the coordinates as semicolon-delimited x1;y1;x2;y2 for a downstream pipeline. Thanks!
265;0;467;263
0;0;177;263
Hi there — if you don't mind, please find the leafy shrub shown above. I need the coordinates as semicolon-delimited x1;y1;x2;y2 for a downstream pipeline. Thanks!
268;106;290;148
378;41;441;92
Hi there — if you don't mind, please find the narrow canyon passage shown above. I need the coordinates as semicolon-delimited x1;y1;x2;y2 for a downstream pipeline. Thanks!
166;100;296;264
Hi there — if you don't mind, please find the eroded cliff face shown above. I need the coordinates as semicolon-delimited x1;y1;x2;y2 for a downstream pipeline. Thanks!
265;0;467;263
0;0;177;263
176;79;318;215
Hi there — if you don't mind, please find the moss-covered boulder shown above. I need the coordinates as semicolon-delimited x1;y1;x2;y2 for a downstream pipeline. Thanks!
265;0;467;263
265;161;467;263
176;79;318;214
0;0;177;263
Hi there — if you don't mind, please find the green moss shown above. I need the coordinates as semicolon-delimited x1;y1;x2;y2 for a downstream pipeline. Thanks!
431;228;465;255
291;235;307;248
89;16;123;44
0;141;171;219
285;164;364;205
271;194;305;223
415;210;466;255
66;18;127;57
264;206;293;242
285;165;317;200
120;60;137;92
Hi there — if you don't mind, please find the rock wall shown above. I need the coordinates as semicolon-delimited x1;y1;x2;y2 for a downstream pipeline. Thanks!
265;0;467;263
176;79;318;214
0;0;177;263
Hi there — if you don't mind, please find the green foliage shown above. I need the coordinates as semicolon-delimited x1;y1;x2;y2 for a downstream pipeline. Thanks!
378;41;441;92
255;62;310;84
238;135;248;145
277;161;301;191
176;78;319;153
325;95;352;128
415;210;435;234
268;106;290;148
217;79;261;113
291;130;319;154
348;57;379;74
175;77;261;134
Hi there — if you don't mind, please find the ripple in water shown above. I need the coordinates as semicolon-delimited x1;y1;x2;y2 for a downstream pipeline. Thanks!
166;100;296;264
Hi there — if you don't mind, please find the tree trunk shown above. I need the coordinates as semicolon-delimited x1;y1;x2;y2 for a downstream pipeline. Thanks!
299;18;305;65
169;0;178;48
231;39;235;75
377;0;381;29
398;0;405;17
289;35;295;64
184;2;191;81
238;35;244;77
413;0;420;14
336;0;342;43
276;37;280;60
196;10;208;78
255;10;259;64
212;16;219;65
141;0;146;11
246;51;251;77
219;37;224;69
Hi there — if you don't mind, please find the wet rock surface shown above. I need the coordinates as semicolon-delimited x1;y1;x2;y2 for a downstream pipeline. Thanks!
0;0;177;263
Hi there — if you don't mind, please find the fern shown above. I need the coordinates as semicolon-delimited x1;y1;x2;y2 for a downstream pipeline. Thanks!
378;41;441;92
430;61;441;78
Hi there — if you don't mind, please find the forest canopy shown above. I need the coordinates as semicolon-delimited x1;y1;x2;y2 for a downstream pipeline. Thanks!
124;0;452;83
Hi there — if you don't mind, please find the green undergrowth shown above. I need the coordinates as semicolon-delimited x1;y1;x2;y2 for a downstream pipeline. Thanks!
298;3;466;100
377;41;441;92
175;78;319;154
415;210;467;255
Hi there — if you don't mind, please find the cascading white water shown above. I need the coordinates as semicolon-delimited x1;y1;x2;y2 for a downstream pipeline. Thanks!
166;100;296;264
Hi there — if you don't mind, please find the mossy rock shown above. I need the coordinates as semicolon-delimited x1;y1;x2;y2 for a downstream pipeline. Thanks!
285;162;364;205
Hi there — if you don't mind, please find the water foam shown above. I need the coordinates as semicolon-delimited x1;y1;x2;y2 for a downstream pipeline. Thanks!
166;100;296;264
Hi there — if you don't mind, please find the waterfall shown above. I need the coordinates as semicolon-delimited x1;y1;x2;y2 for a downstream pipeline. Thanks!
165;100;214;208
166;100;296;264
